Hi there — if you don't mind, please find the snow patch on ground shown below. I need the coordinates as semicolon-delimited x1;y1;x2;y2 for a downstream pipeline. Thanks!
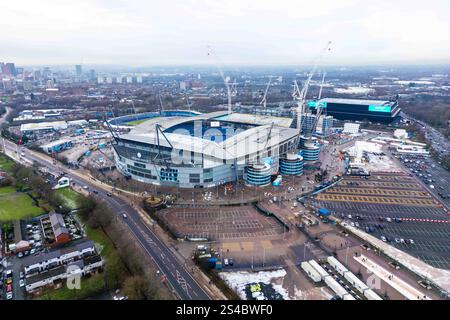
219;269;289;300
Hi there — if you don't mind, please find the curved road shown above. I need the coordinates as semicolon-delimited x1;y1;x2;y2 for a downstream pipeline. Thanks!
1;139;211;300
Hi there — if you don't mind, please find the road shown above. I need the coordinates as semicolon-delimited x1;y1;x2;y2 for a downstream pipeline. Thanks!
1;139;211;300
401;112;450;158
0;107;12;126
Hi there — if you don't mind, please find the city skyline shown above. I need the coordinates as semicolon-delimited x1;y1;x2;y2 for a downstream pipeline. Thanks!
1;0;449;66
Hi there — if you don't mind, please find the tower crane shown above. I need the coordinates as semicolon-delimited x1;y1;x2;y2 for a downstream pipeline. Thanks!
129;99;139;123
207;45;236;114
158;93;165;115
294;41;332;130
310;72;327;136
260;76;273;110
184;93;192;111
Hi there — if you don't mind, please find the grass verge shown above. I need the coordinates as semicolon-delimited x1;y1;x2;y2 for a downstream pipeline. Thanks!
0;188;44;222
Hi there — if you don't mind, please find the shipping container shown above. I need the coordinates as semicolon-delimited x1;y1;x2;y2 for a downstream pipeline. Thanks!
308;260;329;280
301;261;322;283
344;271;369;294
325;275;352;299
327;256;349;276
364;289;383;300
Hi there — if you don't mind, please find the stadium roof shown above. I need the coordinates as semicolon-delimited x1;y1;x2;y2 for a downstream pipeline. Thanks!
20;121;68;132
119;112;299;161
319;98;394;106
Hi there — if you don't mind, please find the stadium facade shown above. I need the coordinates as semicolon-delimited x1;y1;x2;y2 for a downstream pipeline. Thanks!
111;111;300;188
309;98;400;123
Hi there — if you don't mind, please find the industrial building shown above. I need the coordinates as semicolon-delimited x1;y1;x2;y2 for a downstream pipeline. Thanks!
41;138;73;154
310;98;400;123
111;111;300;188
20;121;68;135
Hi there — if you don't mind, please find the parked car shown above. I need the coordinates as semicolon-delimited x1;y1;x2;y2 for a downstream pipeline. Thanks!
122;213;128;219
224;258;229;266
6;292;13;300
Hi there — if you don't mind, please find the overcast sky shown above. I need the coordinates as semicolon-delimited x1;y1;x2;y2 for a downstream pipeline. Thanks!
1;0;450;66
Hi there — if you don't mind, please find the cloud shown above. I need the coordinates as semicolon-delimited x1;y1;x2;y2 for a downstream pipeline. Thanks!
1;0;449;65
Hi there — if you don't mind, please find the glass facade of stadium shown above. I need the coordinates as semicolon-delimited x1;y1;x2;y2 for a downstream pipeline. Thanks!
113;135;298;188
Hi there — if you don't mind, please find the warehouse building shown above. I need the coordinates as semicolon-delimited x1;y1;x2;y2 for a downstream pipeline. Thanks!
310;98;400;123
